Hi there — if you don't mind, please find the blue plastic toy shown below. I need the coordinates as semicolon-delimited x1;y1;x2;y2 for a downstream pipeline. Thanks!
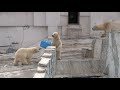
40;39;52;48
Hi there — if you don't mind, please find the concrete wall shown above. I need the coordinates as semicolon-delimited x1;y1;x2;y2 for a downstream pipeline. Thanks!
33;46;56;78
1;12;120;51
0;12;33;26
46;12;60;36
0;27;47;47
0;12;62;53
0;12;48;52
59;12;120;38
91;12;120;78
60;12;91;37
80;12;90;37
101;32;120;78
34;12;46;26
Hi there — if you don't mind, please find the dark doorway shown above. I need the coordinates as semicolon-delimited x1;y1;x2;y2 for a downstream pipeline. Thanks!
68;12;79;24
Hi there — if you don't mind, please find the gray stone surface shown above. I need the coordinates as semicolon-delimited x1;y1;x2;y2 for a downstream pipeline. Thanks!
94;39;102;59
38;57;51;67
104;32;120;78
42;53;52;58
0;49;44;78
33;46;56;78
56;60;71;75
0;69;36;78
55;37;104;78
33;73;46;78
56;59;101;76
37;67;46;73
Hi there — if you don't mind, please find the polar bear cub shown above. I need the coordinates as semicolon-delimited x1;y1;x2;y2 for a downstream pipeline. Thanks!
13;47;41;66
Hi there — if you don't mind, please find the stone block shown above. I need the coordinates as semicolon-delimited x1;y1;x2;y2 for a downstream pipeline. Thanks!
37;66;46;73
42;53;52;58
38;57;51;67
56;60;71;75
70;60;100;76
33;73;47;78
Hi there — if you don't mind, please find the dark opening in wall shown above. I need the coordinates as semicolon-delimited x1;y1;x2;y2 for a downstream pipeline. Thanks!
68;12;79;24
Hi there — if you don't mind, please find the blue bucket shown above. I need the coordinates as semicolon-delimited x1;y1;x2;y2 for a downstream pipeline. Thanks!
40;39;52;48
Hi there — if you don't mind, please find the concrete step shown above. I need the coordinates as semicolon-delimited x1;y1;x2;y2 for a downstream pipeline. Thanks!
62;39;93;48
38;57;51;67
61;47;92;53
61;48;82;53
54;73;104;78
62;44;91;48
61;35;91;40
61;47;93;59
61;53;82;58
62;39;93;45
61;55;83;60
33;72;50;78
55;59;101;77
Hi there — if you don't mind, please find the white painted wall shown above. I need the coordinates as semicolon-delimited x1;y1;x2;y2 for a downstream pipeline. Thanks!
1;12;120;50
0;26;48;48
34;12;46;26
60;12;91;37
60;12;68;26
46;12;60;36
0;12;34;26
60;12;68;36
0;12;48;52
0;12;62;52
80;12;90;36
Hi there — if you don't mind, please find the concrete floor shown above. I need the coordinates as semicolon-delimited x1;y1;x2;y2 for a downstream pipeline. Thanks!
55;39;108;78
0;39;108;78
0;59;38;78
0;68;37;78
0;49;45;78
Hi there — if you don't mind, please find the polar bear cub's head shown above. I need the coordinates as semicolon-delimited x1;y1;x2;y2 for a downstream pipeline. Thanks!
29;47;42;53
52;32;60;39
92;22;110;31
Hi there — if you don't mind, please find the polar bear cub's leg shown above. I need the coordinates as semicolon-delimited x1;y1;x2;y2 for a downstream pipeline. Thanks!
13;58;19;66
27;57;32;64
21;58;29;65
20;54;29;65
57;51;61;60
